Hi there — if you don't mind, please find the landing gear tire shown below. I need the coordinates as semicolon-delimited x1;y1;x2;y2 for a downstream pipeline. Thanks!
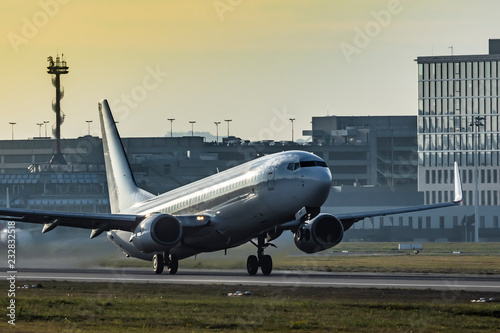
167;254;178;275
260;254;273;276
247;255;259;275
153;253;164;274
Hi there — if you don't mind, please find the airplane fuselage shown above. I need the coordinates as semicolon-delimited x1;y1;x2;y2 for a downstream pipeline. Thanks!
107;150;332;260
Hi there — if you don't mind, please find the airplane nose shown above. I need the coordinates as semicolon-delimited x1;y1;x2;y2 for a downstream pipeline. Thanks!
305;166;332;207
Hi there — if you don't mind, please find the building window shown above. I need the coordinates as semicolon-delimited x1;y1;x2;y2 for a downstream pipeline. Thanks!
439;216;445;229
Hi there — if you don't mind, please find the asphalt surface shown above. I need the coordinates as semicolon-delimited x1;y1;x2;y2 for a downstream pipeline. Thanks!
2;267;499;292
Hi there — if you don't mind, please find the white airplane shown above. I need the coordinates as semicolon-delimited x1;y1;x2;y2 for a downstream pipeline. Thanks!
0;100;463;275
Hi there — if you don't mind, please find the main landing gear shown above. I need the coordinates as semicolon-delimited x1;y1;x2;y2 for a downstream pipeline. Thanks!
152;252;178;275
247;234;276;276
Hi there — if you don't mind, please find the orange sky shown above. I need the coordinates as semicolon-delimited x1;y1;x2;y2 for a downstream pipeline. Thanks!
1;0;500;140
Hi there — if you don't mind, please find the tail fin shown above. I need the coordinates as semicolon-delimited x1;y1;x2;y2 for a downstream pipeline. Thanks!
98;100;153;213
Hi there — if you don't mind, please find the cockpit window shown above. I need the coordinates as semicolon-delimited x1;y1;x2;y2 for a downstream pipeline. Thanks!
288;160;327;170
287;162;300;171
300;160;328;168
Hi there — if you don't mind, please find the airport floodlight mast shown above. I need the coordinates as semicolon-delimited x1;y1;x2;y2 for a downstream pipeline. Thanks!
43;120;49;138
289;118;295;142
214;121;221;143
224;119;232;137
86;120;93;136
9;122;16;140
189;121;196;137
469;116;485;243
167;118;175;138
37;122;44;138
47;54;69;165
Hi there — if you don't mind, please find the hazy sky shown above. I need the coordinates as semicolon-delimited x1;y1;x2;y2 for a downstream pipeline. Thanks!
2;0;500;141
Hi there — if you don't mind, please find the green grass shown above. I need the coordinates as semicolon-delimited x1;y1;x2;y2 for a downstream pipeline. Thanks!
330;242;500;254
1;282;499;332
96;242;500;275
277;254;500;274
277;242;500;274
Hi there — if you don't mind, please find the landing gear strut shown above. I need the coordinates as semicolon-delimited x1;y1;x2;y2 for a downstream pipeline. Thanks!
152;252;178;275
247;234;275;276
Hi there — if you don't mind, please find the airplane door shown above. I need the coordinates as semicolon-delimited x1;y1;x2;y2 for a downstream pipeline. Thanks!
267;162;277;190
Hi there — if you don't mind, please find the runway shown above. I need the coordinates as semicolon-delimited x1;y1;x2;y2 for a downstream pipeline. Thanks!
4;267;500;292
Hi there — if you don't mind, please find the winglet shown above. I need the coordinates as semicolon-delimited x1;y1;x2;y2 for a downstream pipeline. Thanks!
453;162;463;203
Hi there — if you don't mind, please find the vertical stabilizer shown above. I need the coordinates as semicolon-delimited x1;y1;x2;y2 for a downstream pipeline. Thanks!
98;100;153;213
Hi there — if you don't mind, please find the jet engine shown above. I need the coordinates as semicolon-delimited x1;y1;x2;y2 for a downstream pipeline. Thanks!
294;213;344;253
132;214;182;253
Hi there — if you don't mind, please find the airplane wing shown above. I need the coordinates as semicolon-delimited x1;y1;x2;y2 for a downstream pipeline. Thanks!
0;208;213;239
0;208;143;238
336;162;463;231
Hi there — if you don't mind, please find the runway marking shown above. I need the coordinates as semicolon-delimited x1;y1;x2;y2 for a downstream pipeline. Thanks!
7;274;500;290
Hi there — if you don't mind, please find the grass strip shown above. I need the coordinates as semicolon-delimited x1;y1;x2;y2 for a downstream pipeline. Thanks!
1;282;499;332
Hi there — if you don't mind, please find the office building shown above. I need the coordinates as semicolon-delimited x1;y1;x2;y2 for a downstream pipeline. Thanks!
416;39;500;239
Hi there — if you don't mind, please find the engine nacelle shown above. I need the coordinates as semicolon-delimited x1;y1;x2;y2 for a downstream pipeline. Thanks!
294;213;344;254
132;214;182;253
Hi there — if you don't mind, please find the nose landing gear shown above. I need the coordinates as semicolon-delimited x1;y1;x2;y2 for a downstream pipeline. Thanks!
247;234;276;275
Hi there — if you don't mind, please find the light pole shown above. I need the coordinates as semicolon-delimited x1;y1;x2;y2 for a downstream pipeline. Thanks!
86;120;93;136
43;120;49;137
289;118;295;142
37;123;43;138
189;121;196;137
9;122;16;140
224;119;232;137
469;116;485;243
214;121;221;144
168;118;175;138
